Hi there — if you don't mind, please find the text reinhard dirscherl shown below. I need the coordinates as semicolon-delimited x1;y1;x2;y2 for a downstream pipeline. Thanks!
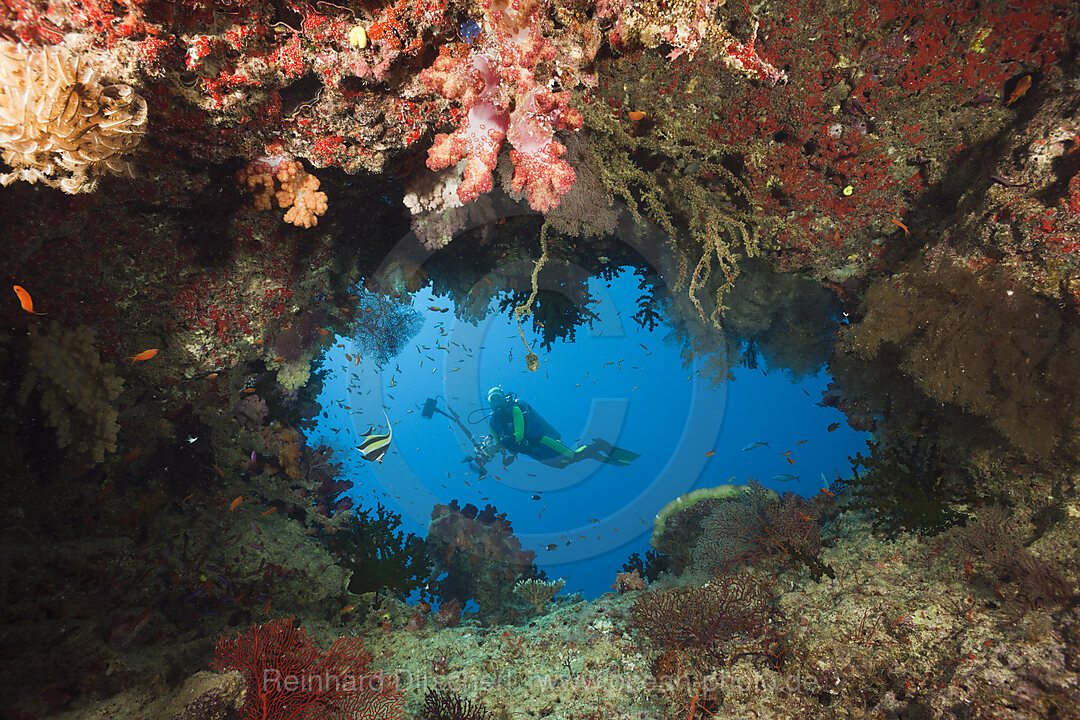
261;667;820;697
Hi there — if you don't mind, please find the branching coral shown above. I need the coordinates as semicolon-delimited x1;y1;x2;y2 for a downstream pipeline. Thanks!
659;259;844;385
512;577;565;613
213;617;405;720
17;321;124;463
0;41;147;193
577;76;758;324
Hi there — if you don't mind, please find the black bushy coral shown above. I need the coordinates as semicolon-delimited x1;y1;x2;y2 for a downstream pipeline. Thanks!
621;549;669;583
842;439;969;537
321;503;430;598
421;687;490;720
498;286;599;351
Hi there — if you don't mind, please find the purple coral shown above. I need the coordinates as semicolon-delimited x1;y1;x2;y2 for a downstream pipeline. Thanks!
692;481;835;579
234;393;269;427
303;444;353;517
629;572;780;667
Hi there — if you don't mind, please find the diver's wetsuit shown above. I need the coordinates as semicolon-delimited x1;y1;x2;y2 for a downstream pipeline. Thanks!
488;393;638;468
489;396;575;467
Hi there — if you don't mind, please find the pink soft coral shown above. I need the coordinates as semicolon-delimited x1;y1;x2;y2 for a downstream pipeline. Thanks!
419;0;583;211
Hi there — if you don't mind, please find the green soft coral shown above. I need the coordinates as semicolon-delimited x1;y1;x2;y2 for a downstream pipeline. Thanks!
17;321;124;464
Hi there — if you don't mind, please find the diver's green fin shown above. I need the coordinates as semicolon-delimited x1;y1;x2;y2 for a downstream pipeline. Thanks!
606;446;640;463
591;439;639;465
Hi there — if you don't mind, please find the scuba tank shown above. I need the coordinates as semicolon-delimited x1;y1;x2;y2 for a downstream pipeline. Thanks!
508;392;561;441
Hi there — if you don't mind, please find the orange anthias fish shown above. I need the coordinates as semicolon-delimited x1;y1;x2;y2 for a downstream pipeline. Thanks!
127;348;159;362
628;111;647;121
229;495;243;512
1006;74;1032;107
13;285;45;315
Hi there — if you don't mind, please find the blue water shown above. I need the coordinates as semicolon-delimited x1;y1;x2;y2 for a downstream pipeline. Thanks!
310;270;867;599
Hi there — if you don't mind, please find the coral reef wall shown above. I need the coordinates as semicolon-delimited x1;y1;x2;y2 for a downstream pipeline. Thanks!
1;0;1080;719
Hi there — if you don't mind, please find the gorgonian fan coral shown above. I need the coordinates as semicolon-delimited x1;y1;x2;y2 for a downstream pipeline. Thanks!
213;617;404;720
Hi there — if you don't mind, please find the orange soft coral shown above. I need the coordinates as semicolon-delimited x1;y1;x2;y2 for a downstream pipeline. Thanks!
275;160;328;228
237;159;328;227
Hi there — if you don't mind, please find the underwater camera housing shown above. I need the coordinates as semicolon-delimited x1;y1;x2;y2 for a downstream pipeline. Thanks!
473;434;498;463
420;396;497;476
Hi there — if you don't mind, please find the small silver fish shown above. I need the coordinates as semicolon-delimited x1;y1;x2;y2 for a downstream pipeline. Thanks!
771;473;800;482
742;441;770;451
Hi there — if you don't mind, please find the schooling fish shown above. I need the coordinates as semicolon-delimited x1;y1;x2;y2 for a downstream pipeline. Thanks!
742;441;770;451
357;409;393;462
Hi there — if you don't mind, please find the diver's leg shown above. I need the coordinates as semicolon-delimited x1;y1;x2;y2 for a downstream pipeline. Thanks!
537;435;582;466
531;436;638;467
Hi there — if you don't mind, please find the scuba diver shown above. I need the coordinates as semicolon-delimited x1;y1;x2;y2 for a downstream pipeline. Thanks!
485;386;640;469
